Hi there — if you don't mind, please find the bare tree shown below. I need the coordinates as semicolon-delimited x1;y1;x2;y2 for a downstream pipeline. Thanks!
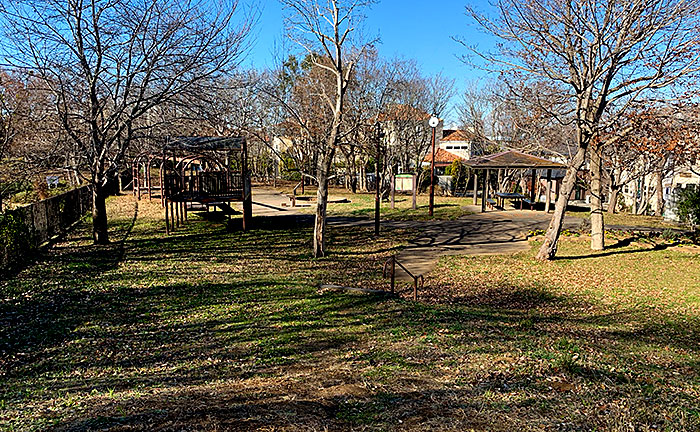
281;0;375;257
0;0;253;243
465;0;700;258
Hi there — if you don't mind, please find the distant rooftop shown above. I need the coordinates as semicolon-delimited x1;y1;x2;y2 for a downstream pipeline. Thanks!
442;129;476;142
423;148;467;166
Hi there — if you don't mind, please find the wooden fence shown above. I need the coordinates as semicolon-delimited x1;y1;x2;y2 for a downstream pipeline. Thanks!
1;186;92;275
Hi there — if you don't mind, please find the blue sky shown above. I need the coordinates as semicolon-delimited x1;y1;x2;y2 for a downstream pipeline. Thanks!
242;0;497;123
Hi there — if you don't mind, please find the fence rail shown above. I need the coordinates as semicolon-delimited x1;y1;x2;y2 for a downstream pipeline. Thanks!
1;186;92;274
383;255;424;301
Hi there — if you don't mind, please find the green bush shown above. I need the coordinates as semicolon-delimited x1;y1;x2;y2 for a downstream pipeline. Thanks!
675;187;700;230
0;211;36;276
280;155;301;181
445;160;471;193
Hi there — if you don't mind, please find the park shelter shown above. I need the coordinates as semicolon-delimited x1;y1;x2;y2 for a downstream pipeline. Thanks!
466;150;566;212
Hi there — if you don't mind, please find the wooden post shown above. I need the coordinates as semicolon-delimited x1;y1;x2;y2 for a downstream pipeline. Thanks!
473;172;478;205
390;256;395;294
159;159;165;208
412;174;417;210
390;174;395;209
530;169;536;210
147;158;153;201
136;162;141;200
132;163;137;197
486;169;491;208
242;138;252;231
481;170;486;213
175;198;180;227
165;197;170;235
413;278;418;301
545;169;552;213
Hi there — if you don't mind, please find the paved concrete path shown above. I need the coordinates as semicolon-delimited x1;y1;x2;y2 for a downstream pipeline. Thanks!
388;208;579;281
244;187;583;281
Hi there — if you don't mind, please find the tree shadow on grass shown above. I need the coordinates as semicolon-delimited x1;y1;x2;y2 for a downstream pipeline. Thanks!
555;241;678;261
50;372;700;432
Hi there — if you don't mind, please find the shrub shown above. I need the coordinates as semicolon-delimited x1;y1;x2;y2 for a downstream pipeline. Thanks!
675;187;700;230
445;160;470;194
0;211;36;276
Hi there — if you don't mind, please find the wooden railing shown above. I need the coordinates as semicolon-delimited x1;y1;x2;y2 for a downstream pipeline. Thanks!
164;172;243;202
383;255;424;301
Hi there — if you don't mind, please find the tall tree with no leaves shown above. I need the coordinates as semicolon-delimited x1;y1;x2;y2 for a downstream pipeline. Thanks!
281;0;375;257
0;0;253;243
465;0;700;259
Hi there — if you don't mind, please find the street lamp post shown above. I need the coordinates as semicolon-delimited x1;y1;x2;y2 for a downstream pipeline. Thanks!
428;115;440;217
374;122;385;236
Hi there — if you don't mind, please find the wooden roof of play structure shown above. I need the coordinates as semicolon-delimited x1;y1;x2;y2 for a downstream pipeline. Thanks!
466;150;566;170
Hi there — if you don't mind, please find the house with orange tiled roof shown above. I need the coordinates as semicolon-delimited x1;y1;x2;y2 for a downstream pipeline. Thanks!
422;148;467;174
440;129;483;160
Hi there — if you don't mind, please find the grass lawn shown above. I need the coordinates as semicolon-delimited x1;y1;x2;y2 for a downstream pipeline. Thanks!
1;195;699;431
567;210;681;230
306;189;476;221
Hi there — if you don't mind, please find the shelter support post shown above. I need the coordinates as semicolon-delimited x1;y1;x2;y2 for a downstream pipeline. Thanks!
473;172;478;205
545;169;552;213
530;169;536;210
486;169;490;208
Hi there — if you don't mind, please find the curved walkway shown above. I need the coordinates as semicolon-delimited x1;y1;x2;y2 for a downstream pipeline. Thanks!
388;208;579;281
247;187;579;281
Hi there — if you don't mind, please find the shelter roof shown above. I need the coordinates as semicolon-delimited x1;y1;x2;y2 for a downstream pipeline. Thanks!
164;136;245;152
466;150;566;169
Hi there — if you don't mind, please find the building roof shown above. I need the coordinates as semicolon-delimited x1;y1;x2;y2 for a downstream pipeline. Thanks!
442;130;475;142
423;148;467;166
165;136;245;152
466;150;566;169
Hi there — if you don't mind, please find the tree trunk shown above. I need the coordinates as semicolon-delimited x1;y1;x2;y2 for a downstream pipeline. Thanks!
655;170;664;217
313;155;333;258
590;148;604;251
92;184;109;244
536;146;587;261
607;185;620;215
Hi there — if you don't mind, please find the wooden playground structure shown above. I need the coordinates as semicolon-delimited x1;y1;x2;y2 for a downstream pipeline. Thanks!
131;136;252;234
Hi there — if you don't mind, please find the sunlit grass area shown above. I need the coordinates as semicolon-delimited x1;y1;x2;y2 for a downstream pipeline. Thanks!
310;189;477;220
1;194;698;431
567;210;681;230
